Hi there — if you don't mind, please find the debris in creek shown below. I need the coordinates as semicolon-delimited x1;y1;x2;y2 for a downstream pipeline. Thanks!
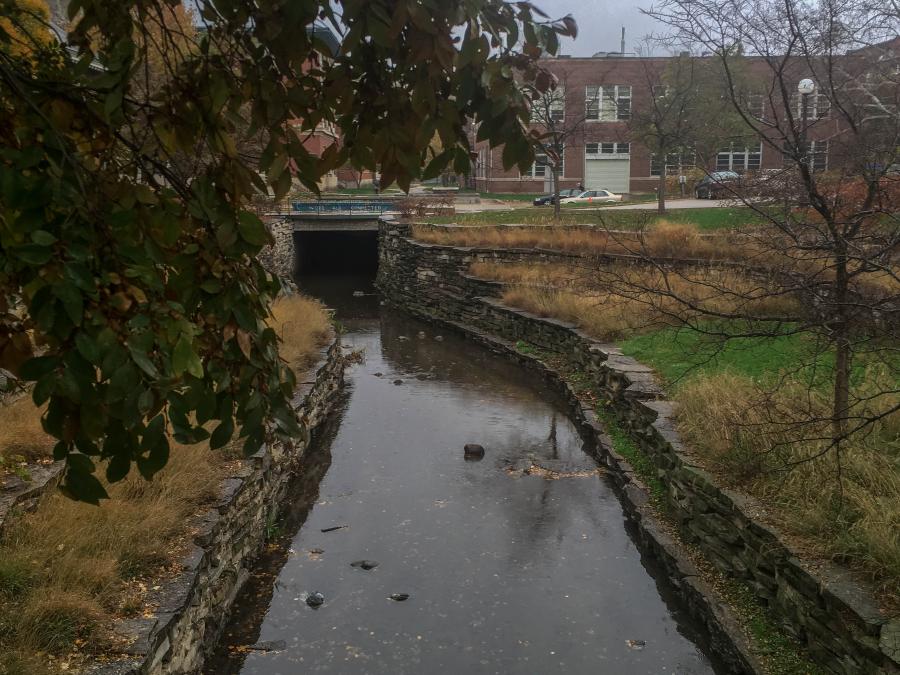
307;548;324;560
373;372;383;377
320;525;347;533
418;331;426;338
246;640;287;652
504;458;604;479
350;560;379;571
434;335;444;341
393;379;404;385
626;639;646;650
464;443;485;460
389;593;410;602
304;592;325;608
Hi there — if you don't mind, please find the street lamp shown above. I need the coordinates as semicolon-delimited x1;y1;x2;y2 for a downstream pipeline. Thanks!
797;78;816;169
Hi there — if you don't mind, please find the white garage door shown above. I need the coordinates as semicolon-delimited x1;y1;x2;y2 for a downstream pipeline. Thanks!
585;158;630;193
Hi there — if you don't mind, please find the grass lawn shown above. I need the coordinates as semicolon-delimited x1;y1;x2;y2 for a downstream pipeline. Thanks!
618;326;821;386
426;206;764;230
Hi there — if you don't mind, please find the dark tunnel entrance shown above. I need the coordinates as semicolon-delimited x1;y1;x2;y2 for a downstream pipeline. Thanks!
293;230;379;277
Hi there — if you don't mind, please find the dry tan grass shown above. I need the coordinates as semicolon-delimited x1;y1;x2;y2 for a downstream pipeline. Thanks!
414;222;745;261
473;261;800;341
0;397;54;468
268;294;332;374
677;371;900;605
419;223;900;297
0;440;225;666
0;296;332;668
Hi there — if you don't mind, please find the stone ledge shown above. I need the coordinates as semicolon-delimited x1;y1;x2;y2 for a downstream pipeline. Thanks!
0;461;64;535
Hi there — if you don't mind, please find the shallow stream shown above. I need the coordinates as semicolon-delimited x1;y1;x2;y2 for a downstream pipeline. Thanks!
206;276;719;675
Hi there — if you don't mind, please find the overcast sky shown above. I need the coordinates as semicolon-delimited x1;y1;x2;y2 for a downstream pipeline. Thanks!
535;0;666;56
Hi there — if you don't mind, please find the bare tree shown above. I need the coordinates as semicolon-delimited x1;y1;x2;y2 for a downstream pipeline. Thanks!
601;0;900;482
526;70;601;220
629;49;749;212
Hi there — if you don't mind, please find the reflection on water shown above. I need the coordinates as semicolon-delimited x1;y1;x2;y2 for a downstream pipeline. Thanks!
207;275;719;675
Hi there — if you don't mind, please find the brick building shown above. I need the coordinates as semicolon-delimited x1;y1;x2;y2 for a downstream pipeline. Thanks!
472;44;893;196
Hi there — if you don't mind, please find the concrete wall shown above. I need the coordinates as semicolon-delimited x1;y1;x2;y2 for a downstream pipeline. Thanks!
377;220;899;675
89;338;346;675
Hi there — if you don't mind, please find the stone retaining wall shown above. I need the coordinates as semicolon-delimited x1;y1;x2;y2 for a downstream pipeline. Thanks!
89;336;346;675
258;217;295;281
377;220;899;675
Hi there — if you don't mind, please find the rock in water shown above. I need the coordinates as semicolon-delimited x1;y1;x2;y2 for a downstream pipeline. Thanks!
350;560;379;571
390;593;410;602
393;379;404;385
464;443;485;460
305;592;325;608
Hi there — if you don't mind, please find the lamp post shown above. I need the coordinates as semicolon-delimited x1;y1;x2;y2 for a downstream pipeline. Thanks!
797;78;816;170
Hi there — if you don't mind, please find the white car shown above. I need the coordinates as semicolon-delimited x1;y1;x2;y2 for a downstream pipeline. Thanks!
559;189;623;204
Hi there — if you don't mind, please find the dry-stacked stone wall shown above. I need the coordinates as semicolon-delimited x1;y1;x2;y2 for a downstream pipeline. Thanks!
89;336;346;675
377;220;899;675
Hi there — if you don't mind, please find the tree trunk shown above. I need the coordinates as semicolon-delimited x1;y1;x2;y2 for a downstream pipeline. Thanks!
657;170;666;213
832;245;851;445
552;166;561;222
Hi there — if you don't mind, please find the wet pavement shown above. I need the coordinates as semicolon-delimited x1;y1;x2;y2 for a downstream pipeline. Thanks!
207;276;719;675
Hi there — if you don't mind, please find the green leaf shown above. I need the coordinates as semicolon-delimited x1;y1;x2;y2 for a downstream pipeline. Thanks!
237;212;269;246
75;332;101;364
61;459;109;505
128;346;160;379
172;335;204;379
209;415;234;450
54;284;84;326
31;230;58;246
20;355;60;381
14;244;53;265
106;452;131;483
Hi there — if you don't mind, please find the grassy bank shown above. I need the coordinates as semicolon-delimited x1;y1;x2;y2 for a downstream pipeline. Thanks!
471;261;900;606
0;295;331;672
425;205;762;229
417;222;752;261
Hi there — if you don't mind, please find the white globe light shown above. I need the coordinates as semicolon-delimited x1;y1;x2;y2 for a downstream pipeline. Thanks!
797;78;816;95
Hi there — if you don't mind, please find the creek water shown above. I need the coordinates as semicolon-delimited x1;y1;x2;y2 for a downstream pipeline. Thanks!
206;275;720;675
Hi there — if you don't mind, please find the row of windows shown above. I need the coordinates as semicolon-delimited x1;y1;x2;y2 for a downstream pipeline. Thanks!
650;141;829;175
524;141;830;178
534;88;831;124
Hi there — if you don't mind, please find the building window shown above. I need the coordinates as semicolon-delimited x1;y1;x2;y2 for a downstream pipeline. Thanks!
586;85;631;121
476;147;487;179
792;92;831;120
745;94;766;120
716;142;762;172
586;142;630;156
524;149;565;178
650;150;696;176
531;89;565;124
785;140;828;171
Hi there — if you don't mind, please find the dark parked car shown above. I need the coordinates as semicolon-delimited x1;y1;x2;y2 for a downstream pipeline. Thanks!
695;171;740;199
533;188;581;206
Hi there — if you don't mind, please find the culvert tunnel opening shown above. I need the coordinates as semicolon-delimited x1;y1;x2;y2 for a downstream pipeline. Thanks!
293;230;379;278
